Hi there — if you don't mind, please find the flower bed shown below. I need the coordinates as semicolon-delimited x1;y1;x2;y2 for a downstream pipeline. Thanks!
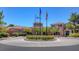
25;35;55;41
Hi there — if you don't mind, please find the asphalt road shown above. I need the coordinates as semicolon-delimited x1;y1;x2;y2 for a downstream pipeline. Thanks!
0;43;79;51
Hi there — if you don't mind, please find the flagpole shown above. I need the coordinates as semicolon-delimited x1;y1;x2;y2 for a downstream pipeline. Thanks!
39;8;41;35
40;14;41;35
46;18;47;35
46;11;48;35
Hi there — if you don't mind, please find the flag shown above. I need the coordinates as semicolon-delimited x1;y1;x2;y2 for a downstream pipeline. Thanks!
36;16;40;19
35;14;40;19
46;11;48;20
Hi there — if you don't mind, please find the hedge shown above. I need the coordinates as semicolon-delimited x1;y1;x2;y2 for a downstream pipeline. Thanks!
26;35;55;41
69;33;79;37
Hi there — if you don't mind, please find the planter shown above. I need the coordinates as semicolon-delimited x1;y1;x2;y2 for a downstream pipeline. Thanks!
25;35;55;41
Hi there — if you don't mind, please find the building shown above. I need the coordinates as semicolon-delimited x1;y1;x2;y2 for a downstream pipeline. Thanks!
51;23;65;36
32;22;43;35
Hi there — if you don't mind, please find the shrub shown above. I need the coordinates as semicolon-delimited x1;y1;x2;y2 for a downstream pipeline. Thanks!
26;35;55;41
69;33;79;37
11;32;19;37
18;33;27;36
0;32;9;38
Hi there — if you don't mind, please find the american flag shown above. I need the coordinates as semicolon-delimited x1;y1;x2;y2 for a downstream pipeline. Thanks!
35;8;42;19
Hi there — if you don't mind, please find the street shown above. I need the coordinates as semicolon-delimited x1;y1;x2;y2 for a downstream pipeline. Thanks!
0;37;79;51
0;43;79;51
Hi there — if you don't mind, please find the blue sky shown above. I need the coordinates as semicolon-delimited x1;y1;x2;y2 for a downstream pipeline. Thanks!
1;7;79;27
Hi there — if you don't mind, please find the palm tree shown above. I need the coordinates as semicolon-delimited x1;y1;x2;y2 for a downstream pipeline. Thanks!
0;10;6;26
68;12;79;33
69;13;79;24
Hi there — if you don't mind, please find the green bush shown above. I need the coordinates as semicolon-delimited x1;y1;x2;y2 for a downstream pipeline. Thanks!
0;32;9;38
26;35;55;41
11;32;19;37
18;33;27;36
10;32;27;37
69;33;79;37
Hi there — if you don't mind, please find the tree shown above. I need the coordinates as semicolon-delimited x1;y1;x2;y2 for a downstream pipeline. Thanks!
0;26;7;33
76;24;79;28
42;27;50;32
0;10;6;26
0;10;7;33
66;22;75;33
42;27;51;35
42;27;46;32
24;27;32;33
66;22;75;29
8;24;16;27
69;13;79;25
33;27;40;32
50;27;59;33
68;13;79;33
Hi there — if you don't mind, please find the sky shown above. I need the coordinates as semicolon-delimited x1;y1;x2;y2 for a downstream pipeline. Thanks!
1;7;79;27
